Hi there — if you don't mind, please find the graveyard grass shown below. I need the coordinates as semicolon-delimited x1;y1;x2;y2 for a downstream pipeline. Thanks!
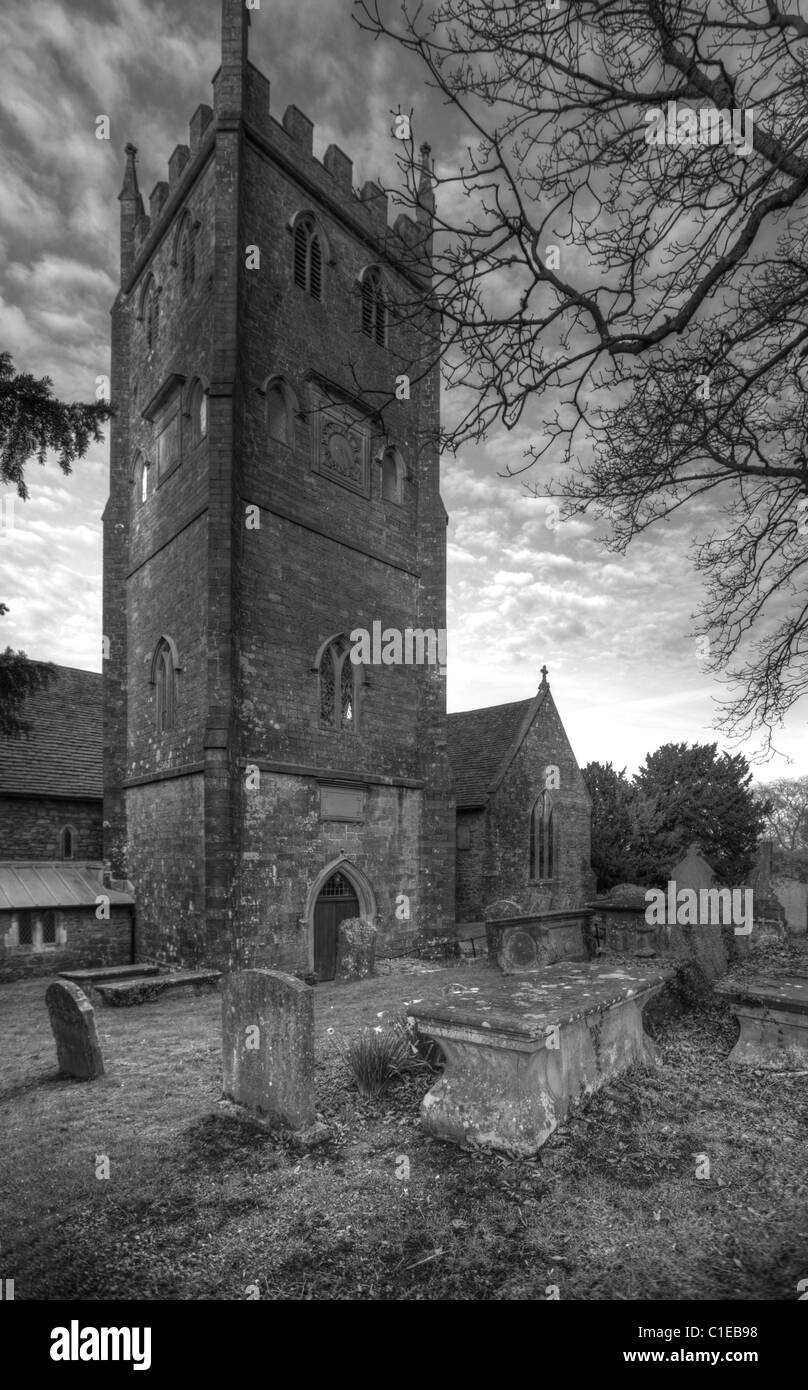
1;940;806;1301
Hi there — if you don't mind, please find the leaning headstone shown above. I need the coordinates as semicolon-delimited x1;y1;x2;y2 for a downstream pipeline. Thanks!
45;981;105;1080
335;917;376;980
222;969;314;1129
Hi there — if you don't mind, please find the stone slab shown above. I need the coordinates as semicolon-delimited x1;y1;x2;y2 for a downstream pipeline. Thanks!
222;968;315;1130
409;961;671;1155
59;964;160;985
45;980;105;1080
715;972;808;1067
96;970;221;1006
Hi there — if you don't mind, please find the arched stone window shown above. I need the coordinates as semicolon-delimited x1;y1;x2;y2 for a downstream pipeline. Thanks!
293;215;323;299
314;634;356;731
360;267;387;346
150;635;181;733
172;210;198;293
137;274;160;350
267;387;287;442
380;446;403;503
60;826;76;860
530;789;557;880
265;389;287;442
180;226;196;292
141;277;160;350
262;376;298;446
140;457;151;503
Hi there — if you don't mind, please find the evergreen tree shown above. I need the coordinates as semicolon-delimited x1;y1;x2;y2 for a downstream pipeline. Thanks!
582;761;635;892
632;743;765;886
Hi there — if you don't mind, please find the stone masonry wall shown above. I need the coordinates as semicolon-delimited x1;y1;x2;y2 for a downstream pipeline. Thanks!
455;809;486;923
125;775;206;965
239;773;424;971
0;906;132;982
483;692;594;914
0;798;102;860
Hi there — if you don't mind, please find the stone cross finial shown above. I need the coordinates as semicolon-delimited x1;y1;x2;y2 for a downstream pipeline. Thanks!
540;665;549;685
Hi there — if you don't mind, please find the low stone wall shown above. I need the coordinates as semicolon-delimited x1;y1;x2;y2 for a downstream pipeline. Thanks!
485;910;592;974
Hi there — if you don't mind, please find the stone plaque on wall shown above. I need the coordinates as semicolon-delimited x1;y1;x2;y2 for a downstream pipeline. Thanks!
320;784;365;821
311;386;371;497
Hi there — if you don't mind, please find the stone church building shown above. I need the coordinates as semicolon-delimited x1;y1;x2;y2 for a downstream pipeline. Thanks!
1;1;593;982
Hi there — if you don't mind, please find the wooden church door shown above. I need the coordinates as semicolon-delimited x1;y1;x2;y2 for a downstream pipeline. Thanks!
313;872;359;981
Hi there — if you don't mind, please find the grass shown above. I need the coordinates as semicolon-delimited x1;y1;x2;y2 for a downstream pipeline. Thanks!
1;941;807;1300
332;1018;435;1099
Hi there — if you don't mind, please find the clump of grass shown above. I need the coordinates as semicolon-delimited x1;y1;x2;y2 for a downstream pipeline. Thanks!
394;1012;445;1072
334;1018;441;1099
335;1027;411;1098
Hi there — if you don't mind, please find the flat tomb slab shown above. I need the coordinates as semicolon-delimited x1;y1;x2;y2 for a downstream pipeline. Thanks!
715;972;808;1067
59;965;160;985
409;961;672;1155
95;970;221;1006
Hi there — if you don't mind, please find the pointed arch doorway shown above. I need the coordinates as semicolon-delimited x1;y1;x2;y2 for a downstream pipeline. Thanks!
306;859;376;982
313;871;359;981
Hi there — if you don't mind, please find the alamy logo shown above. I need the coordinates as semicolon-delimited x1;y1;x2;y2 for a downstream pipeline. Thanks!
645;882;753;935
350;621;447;668
50;1322;151;1370
645;101;754;158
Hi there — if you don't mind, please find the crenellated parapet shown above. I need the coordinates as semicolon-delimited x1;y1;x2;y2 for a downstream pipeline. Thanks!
119;2;433;290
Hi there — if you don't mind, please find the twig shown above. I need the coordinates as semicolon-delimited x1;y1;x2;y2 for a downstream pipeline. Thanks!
405;1248;444;1270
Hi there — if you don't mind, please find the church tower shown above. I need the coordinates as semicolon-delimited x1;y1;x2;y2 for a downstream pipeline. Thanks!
102;0;454;975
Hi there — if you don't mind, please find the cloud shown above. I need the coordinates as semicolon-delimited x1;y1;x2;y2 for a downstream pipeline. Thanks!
0;0;803;777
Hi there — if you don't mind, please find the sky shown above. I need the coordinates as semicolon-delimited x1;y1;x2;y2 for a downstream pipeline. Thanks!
0;0;805;780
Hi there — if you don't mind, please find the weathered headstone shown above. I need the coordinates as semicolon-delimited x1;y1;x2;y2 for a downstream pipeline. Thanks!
335;917;376;980
222;969;314;1129
665;843;728;981
747;838;788;944
45;981;105;1080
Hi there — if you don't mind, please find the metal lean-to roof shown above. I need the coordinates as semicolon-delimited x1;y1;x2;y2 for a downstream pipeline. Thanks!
0;863;134;911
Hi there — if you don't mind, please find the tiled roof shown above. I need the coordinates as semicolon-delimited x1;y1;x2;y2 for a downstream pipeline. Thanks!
448;697;537;807
0;862;133;910
0;666;102;798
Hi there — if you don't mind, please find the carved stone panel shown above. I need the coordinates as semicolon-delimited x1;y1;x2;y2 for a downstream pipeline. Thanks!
311;386;371;497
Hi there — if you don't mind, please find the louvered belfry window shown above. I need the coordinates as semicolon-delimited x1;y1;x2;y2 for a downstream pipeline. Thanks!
294;217;322;300
319;645;336;725
361;270;387;346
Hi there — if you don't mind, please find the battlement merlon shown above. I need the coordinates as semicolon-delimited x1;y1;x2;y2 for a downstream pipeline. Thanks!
117;0;435;293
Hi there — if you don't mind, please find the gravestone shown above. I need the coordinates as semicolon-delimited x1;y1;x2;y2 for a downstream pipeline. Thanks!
748;838;788;944
665;843;728;981
222;969;314;1129
45;981;105;1080
335;917;376;980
